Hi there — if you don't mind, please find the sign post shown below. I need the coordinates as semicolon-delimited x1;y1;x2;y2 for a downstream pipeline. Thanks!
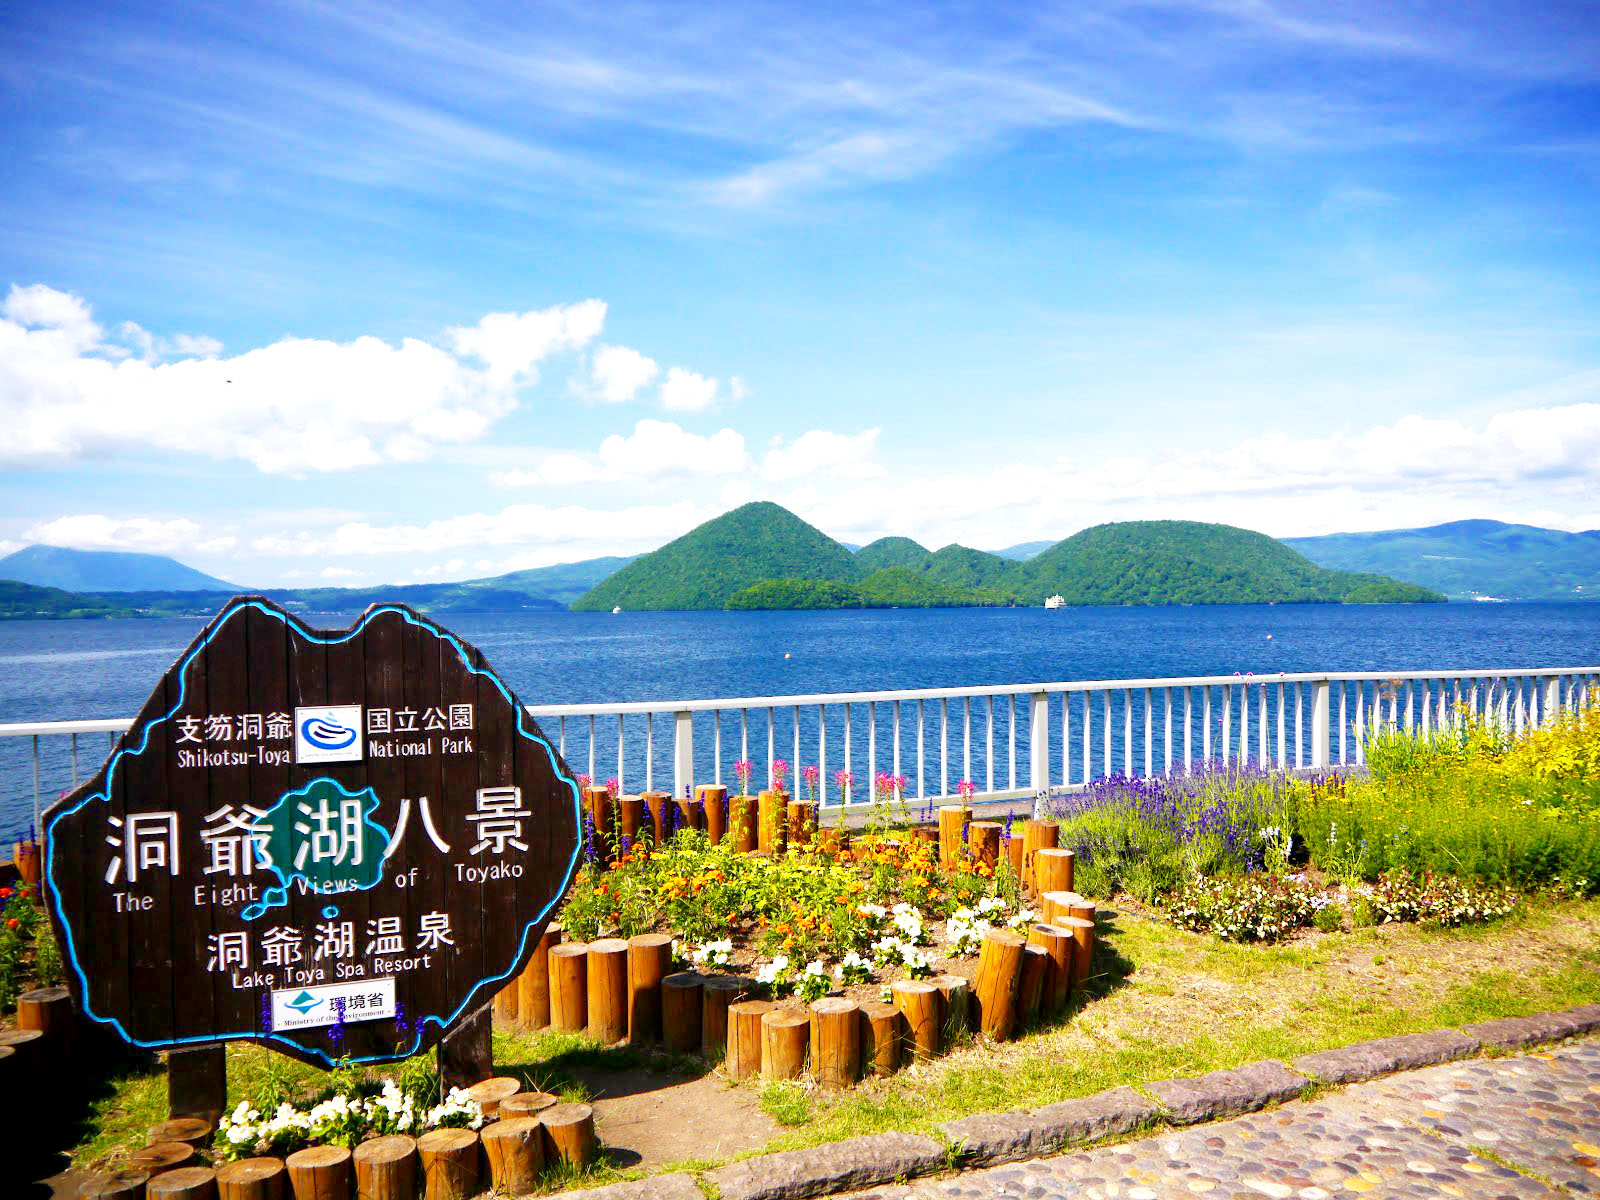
43;598;582;1111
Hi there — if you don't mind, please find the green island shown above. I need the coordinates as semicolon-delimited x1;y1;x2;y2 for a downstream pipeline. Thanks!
1;502;1447;619
575;502;1443;611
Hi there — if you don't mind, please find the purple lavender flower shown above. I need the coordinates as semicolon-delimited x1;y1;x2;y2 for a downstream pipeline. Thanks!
260;991;274;1033
330;996;347;1053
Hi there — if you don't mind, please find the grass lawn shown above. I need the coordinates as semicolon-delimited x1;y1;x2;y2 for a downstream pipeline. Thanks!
68;892;1600;1184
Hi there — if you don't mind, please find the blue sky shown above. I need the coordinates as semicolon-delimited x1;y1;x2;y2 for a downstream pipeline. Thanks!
3;1;1598;587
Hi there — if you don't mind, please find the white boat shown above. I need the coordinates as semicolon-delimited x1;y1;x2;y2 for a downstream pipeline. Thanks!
612;606;622;614
1044;594;1066;609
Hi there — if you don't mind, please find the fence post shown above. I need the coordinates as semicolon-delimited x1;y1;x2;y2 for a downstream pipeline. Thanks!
1543;676;1561;727
1311;679;1330;770
1029;692;1049;797
673;710;694;798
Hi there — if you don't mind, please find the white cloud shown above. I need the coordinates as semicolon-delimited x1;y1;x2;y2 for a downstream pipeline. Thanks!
447;299;606;387
490;420;749;488
320;566;361;579
0;286;612;475
251;499;708;559
658;366;719;413
762;428;883;482
588;343;659;404
23;513;205;554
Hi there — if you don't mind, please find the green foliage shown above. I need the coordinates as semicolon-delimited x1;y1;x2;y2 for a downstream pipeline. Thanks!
1164;875;1323;942
726;579;864;609
1018;521;1444;606
1292;711;1600;891
853;536;933;572
725;569;1020;610
0;580;137;620
574;502;860;611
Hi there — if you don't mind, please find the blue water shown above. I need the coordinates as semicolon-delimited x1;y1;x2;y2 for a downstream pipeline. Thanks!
2;602;1597;842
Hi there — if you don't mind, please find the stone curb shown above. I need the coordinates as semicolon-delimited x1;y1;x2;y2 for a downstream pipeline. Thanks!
1141;1059;1313;1125
702;1132;947;1200
936;1086;1160;1167
1462;1002;1600;1049
539;1003;1600;1200
1291;1028;1481;1084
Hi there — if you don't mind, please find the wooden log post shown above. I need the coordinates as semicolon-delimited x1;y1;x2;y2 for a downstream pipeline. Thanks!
938;806;970;869
518;924;560;1029
466;1076;522;1120
1027;923;1075;1014
1021;820;1059;893
892;980;941;1060
760;1007;809;1080
617;795;645;851
699;785;728;846
494;977;519;1026
1038;890;1084;927
416;1128;480;1200
643;790;671;846
674;795;701;835
930;974;972;1042
725;999;775;1081
18;984;75;1061
1005;830;1025;880
662;972;704;1053
500;1092;557;1119
549;942;589;1031
701;975;746;1057
352;1136;417;1200
974;929;1025;1041
809;998;860;1089
129;1142;198;1176
859;1000;903;1076
1059;914;1096;993
482;1118;544;1194
786;801;817;848
1018;943;1048;1026
81;1170;153;1199
540;1103;597;1167
968;821;1002;870
1035;848;1075;896
284;1145;351;1200
215;1157;287;1200
584;785;616;860
1066;896;1098;926
730;794;758;854
626;932;672;1043
0;1028;42;1076
147;1167;220;1199
757;790;787;856
148;1117;216;1150
587;937;629;1043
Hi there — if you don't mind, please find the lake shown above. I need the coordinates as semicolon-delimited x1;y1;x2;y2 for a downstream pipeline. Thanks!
2;601;1597;843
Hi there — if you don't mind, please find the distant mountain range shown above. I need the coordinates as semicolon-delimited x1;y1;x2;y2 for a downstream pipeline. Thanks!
0;545;240;592
1285;520;1600;601
6;512;1594;622
573;502;1441;611
0;547;634;620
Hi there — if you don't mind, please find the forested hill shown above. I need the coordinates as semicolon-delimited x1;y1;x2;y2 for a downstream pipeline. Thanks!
574;505;1444;611
571;502;859;611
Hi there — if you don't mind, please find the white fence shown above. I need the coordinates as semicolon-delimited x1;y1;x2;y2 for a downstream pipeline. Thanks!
4;667;1594;841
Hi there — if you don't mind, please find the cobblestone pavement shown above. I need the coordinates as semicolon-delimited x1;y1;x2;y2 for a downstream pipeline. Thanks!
843;1039;1600;1200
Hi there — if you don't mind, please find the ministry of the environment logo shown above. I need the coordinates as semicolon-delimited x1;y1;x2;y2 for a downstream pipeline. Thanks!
294;705;363;764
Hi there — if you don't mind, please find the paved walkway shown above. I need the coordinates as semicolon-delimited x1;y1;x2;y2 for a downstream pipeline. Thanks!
841;1039;1600;1200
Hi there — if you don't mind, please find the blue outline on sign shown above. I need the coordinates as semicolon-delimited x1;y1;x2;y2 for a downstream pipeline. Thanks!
44;599;584;1067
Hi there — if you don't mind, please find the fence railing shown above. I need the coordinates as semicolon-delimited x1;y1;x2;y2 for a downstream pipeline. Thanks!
4;667;1595;840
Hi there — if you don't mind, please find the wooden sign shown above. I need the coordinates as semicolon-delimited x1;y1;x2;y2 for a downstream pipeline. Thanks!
43;598;581;1067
